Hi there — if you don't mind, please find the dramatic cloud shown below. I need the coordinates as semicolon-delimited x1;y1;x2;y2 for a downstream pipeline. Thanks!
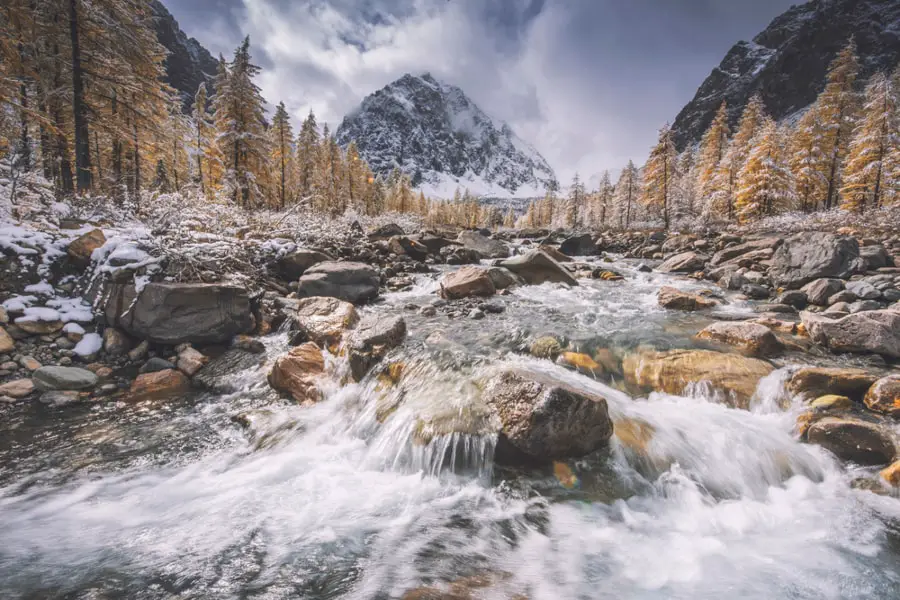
166;0;795;183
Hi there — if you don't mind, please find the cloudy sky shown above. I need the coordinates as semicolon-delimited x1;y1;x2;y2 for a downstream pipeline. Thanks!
165;0;796;183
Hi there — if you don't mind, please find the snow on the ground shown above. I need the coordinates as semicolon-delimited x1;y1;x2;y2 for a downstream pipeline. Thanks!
63;322;85;336
73;333;102;357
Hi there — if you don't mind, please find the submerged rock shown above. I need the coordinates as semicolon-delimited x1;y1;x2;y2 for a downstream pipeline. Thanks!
529;336;562;359
295;261;380;304
193;349;266;393
127;369;191;402
657;286;718;311
498;250;578;286
268;342;325;404
0;379;34;399
695;321;783;357
623;349;773;407
483;370;613;465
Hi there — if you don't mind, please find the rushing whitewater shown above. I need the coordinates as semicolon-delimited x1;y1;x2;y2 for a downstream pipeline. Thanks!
1;259;899;599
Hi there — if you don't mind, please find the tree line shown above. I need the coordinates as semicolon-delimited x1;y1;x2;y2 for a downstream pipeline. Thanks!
2;7;896;230
522;39;899;230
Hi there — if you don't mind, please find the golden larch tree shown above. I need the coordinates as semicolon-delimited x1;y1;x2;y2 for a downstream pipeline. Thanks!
734;118;796;222
640;124;678;229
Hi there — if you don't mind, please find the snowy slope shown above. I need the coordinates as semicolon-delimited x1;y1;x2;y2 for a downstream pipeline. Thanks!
671;0;900;148
336;73;558;199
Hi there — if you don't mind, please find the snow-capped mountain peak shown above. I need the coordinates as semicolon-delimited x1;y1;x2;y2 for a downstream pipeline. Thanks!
336;73;558;199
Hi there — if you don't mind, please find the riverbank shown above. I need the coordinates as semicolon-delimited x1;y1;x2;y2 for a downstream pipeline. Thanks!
1;199;900;598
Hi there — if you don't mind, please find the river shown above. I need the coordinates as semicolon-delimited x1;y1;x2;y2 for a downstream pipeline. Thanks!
1;256;899;599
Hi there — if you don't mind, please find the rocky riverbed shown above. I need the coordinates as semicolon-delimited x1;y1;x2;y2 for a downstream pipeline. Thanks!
1;214;900;599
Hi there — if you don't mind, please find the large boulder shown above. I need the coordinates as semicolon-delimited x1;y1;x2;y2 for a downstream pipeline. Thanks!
348;315;407;381
295;261;380;304
801;309;900;358
623;349;773;407
788;367;878;402
859;245;893;271
657;286;717;311
709;237;782;267
769;232;862;289
695;321;782;357
457;231;509;259
67;228;106;266
276;249;333;280
559;233;598;256
439;266;496;300
32;366;98;391
864;375;900;418
388;236;429;261
806;417;897;466
368;223;404;241
289;296;359;348
656;251;709;273
410;233;456;255
106;283;254;345
483;370;613;465
268;342;325;404
801;278;844;306
498;250;578;286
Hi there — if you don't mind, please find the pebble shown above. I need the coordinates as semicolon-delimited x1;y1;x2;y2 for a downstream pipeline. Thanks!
469;309;485;320
20;356;41;371
58;357;73;366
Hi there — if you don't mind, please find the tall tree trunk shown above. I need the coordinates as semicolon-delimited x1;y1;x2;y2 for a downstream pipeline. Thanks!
18;79;31;171
68;0;92;192
93;131;102;186
133;121;141;195
172;139;179;191
196;121;204;197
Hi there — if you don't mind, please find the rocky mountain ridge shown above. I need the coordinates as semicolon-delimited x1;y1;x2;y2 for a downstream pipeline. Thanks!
671;0;900;148
151;0;220;111
336;73;558;199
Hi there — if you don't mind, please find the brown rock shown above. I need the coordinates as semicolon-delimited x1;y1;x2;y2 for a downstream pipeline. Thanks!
810;395;853;410
177;347;209;376
557;352;603;375
15;319;64;335
291;296;359;348
20;356;41;371
102;328;131;356
0;378;35;399
806;417;897;466
0;326;14;353
268;342;325;404
484;370;613;464
864;375;900;418
67;228;106;266
696;321;783;357
788;367;877;402
439;266;496;300
126;369;191;402
881;461;900;487
538;245;573;263
657;286;718;311
623;349;773;407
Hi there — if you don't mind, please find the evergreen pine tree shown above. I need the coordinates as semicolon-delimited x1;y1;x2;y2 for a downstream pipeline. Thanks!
296;110;320;202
